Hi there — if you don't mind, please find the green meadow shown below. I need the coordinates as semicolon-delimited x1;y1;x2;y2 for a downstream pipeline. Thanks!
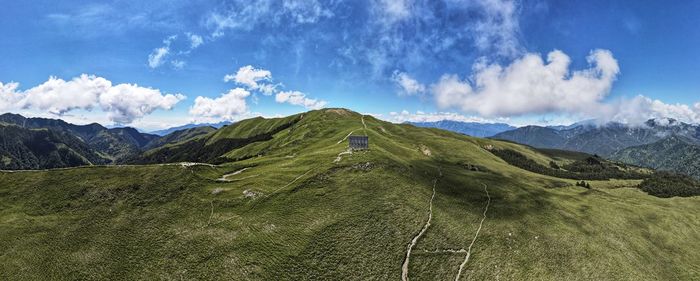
1;109;698;280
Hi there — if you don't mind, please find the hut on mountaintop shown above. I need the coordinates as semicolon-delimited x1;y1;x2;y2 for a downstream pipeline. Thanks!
348;135;369;150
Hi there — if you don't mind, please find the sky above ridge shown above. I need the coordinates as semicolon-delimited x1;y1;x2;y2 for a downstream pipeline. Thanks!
1;0;699;131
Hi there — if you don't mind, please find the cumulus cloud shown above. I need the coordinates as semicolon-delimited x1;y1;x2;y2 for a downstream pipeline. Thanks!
605;95;700;125
189;88;250;121
0;74;185;124
432;49;619;117
98;83;184;124
392;71;425;96
275;90;327;109
224;65;274;94
0;82;24;111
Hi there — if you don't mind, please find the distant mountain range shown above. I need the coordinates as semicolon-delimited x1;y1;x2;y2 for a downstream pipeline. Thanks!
408;120;515;137
0;113;216;169
491;118;700;178
150;121;231;136
610;135;700;179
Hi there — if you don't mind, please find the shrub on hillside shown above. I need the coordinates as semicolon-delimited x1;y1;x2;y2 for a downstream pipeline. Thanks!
491;149;645;181
638;172;700;198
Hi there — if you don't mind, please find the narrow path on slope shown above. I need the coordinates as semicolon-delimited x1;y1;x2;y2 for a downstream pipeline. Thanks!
337;130;356;144
333;149;352;163
419;249;467;254
264;169;313;199
216;168;249;181
361;115;367;132
402;178;438;281
454;183;491;281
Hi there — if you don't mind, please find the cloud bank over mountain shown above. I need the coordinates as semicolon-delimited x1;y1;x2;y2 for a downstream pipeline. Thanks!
0;74;184;124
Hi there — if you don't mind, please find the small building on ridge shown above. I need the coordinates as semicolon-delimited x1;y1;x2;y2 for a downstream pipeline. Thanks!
348;136;369;150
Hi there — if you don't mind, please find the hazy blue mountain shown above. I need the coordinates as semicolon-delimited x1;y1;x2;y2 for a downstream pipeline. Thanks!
143;126;216;150
408;120;515;137
150;121;232;136
492;118;700;156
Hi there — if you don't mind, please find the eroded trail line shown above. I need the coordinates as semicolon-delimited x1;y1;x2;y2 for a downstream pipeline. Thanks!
454;183;491;281
419;249;467;254
361;115;367;130
217;168;249;181
265;169;313;198
337;130;356;144
202;201;214;229
402;178;437;281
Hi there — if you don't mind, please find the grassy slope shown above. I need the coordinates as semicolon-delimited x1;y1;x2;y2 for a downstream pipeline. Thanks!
1;109;699;280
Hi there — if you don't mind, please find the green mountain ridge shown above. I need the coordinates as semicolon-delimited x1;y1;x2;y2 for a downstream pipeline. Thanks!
1;108;699;280
0;124;109;169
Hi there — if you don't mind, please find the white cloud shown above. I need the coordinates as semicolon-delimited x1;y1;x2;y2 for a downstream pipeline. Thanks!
224;65;275;95
282;0;333;24
206;0;332;37
0;82;24;111
19;75;110;115
472;0;522;57
148;47;169;68
432;49;620;117
275;90;327;109
147;35;177;69
392;71;425;96
606;95;700;125
99;84;184;124
377;0;411;23
187;33;204;49
0;74;185;124
189;88;250;121
171;60;186;69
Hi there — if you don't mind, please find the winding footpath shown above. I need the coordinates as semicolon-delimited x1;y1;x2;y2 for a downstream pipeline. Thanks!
216;168;249;181
337;130;356;144
454;183;491;281
402;178;438;281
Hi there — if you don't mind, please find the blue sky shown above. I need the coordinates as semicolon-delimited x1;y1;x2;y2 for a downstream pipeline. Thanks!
1;0;699;131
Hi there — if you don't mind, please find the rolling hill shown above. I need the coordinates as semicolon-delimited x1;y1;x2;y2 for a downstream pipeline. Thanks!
1;108;698;280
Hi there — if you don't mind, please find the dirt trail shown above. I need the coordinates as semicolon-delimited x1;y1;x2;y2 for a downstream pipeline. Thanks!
337;130;356;144
201;201;214;229
333;149;352;163
454;183;491;281
419;249;467;254
402;178;438;281
265;169;313;198
361;115;367;131
216;168;249;181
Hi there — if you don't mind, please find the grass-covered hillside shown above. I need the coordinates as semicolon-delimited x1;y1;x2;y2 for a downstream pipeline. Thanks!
1;109;699;280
